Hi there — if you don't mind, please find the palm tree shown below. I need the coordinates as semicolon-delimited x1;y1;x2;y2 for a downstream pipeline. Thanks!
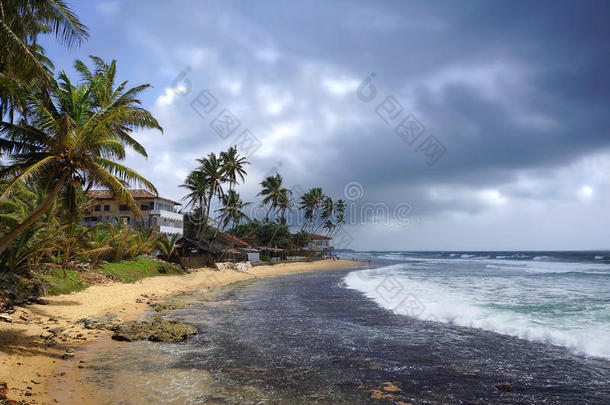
197;152;229;232
331;199;346;237
299;187;325;233
156;233;180;262
180;170;209;239
268;192;292;248
0;0;88;121
0;57;162;255
296;187;325;251
216;189;250;254
220;146;249;191
258;173;291;223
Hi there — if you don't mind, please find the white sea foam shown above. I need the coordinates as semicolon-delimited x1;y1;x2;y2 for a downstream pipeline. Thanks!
344;265;610;359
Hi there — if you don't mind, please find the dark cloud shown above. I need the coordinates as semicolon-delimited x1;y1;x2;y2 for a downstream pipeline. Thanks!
38;0;610;249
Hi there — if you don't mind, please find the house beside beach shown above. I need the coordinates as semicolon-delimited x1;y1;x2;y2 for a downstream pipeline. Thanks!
83;189;184;235
306;234;333;252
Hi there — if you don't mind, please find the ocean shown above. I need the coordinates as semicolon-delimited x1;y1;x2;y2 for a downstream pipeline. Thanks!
66;252;610;404
344;251;610;359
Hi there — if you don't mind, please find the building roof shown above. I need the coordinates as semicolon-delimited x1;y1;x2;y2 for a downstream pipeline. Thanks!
308;233;332;240
87;189;181;205
214;233;249;247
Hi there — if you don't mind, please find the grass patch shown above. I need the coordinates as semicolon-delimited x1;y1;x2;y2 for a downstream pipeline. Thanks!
36;269;90;296
100;258;184;283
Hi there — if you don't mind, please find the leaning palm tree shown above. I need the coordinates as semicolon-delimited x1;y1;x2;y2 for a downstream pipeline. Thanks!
220;146;249;191
331;199;346;237
0;57;162;255
298;187;325;233
258;173;291;223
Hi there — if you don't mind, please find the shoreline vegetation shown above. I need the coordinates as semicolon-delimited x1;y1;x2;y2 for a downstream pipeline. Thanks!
0;259;362;403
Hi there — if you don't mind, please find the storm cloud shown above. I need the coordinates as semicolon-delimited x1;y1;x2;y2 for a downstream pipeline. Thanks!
41;0;610;250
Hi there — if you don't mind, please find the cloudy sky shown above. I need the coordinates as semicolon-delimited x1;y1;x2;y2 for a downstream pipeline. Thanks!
42;0;610;251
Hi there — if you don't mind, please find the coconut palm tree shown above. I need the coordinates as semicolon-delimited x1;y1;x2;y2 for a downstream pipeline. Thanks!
299;187;325;233
295;187;325;251
220;146;249;191
267;192;293;248
217;189;250;254
0;0;88;120
196;152;229;232
258;173;291;223
180;170;209;239
0;57;162;255
156;233;180;262
331;199;346;237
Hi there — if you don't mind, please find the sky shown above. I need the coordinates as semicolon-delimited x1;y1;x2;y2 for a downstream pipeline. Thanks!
41;0;610;251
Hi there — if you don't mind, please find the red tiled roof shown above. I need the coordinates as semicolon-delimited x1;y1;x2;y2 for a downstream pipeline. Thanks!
215;233;249;247
87;189;181;205
308;233;332;240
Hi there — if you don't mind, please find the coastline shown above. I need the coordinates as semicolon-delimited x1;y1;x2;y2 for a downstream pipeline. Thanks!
0;259;363;404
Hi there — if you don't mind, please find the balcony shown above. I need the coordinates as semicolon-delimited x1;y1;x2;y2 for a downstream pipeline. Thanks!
153;225;183;235
150;209;183;221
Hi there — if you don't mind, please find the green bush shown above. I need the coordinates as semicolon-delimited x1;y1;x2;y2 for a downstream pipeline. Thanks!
36;269;90;296
100;258;184;283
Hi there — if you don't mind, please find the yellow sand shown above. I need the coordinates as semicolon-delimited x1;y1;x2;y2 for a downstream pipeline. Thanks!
0;259;362;403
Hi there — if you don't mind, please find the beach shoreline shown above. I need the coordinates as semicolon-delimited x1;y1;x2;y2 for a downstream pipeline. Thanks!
0;259;363;404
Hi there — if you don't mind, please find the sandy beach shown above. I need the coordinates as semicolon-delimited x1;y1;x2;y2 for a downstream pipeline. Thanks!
0;259;362;404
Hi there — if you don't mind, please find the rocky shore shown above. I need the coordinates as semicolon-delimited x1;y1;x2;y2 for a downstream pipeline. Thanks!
0;259;362;404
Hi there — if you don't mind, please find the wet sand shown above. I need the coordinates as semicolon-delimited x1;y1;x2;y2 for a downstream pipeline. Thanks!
0;259;363;404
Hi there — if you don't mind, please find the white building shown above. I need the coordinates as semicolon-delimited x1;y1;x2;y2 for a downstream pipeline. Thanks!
83;189;183;236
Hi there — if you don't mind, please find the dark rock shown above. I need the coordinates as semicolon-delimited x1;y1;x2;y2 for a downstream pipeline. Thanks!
62;348;75;359
496;383;512;393
112;315;197;343
78;313;121;330
149;301;187;313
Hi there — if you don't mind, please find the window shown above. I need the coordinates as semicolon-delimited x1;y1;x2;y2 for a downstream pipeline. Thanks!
141;203;151;211
94;205;101;212
104;205;110;211
119;204;129;211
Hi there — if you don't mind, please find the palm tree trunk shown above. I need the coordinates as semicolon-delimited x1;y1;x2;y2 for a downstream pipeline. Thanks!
264;204;273;223
196;196;204;239
204;188;214;240
0;174;68;255
268;214;281;248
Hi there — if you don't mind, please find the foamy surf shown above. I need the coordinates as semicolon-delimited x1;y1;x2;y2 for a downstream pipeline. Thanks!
344;258;610;359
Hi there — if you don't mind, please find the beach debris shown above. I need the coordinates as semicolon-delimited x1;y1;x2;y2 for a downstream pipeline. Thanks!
111;315;197;343
0;382;7;395
0;314;12;323
77;312;122;330
215;261;252;272
496;383;512;393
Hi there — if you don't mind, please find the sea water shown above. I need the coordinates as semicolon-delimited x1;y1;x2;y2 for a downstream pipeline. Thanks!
65;253;610;404
344;251;610;359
